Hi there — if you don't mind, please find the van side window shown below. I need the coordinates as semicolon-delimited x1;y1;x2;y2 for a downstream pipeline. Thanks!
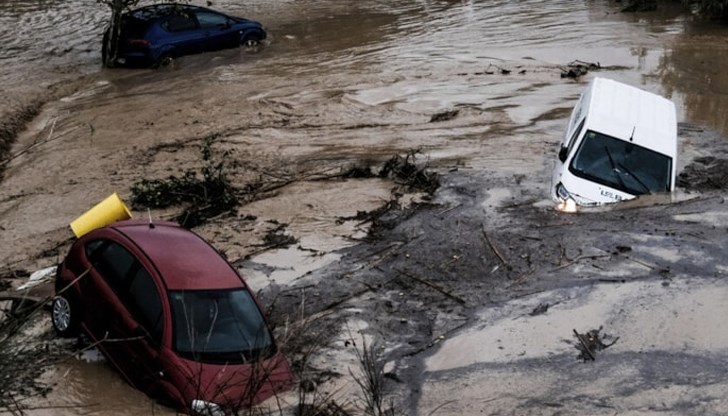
566;118;586;156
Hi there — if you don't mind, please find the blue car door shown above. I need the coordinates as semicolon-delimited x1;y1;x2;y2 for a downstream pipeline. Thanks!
159;12;206;57
194;10;239;51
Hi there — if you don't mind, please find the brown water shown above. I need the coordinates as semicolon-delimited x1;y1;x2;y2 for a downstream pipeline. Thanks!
2;0;728;414
2;0;727;139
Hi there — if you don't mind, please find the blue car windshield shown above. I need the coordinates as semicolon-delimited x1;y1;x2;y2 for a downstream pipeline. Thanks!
569;130;672;195
169;289;274;363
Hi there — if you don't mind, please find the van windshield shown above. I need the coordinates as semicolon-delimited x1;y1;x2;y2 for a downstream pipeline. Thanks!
569;130;672;195
169;289;274;364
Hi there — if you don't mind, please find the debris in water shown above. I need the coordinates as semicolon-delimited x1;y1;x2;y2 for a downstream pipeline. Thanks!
677;156;728;191
17;266;56;290
561;60;601;79
430;110;459;123
260;223;298;249
621;0;657;12
379;149;440;194
573;326;619;361
529;303;550;316
341;164;376;178
481;63;512;76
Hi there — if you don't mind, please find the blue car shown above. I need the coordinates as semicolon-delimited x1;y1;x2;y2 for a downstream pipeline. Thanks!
103;3;267;68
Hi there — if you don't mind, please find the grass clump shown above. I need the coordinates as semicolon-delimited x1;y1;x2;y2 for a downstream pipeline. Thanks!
130;135;242;228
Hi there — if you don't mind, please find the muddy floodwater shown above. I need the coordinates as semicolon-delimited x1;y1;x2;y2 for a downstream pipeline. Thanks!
2;0;728;415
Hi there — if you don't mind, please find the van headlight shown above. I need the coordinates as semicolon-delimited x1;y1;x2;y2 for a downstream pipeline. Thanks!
556;182;572;201
556;183;603;210
555;183;578;213
191;400;225;416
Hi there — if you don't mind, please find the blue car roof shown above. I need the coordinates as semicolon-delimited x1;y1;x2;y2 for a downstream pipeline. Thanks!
128;3;212;21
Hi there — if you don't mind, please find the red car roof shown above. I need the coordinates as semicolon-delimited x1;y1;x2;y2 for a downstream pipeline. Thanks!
110;220;245;291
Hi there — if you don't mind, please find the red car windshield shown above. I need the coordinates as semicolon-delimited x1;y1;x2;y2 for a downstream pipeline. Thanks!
169;289;274;364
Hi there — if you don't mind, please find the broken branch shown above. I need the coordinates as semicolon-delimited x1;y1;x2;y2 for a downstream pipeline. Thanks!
573;329;595;361
481;224;508;265
396;268;466;305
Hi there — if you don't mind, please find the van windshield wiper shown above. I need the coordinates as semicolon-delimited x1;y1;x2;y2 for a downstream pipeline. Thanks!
604;146;627;191
617;162;650;194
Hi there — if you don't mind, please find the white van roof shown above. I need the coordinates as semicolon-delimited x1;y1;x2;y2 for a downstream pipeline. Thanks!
586;77;677;158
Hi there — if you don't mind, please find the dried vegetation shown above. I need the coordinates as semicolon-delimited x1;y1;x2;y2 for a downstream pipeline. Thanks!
131;141;440;232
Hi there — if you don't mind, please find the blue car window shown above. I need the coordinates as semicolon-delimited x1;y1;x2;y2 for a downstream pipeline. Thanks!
162;14;197;32
195;11;229;29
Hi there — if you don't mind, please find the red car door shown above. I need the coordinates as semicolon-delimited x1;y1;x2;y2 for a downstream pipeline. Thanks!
80;240;163;390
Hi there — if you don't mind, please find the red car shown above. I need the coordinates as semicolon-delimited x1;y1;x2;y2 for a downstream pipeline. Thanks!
51;220;293;414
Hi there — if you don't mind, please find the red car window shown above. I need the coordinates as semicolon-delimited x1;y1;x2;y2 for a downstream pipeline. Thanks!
127;267;164;344
86;239;164;343
91;241;136;292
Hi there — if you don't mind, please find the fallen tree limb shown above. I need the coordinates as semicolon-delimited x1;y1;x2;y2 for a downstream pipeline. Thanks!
396;268;466;305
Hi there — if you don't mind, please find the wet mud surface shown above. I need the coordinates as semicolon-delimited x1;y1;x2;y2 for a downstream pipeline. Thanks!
256;131;728;414
2;0;728;414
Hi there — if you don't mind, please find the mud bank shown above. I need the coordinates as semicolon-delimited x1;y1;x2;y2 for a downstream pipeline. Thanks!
252;149;728;414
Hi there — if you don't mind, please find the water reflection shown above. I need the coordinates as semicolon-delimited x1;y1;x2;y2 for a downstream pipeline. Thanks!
28;352;175;416
658;21;728;137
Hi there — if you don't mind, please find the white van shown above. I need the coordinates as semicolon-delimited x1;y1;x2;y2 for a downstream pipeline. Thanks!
551;77;677;208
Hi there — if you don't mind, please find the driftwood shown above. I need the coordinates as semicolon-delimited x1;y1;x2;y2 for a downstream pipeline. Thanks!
573;327;619;362
560;60;601;79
